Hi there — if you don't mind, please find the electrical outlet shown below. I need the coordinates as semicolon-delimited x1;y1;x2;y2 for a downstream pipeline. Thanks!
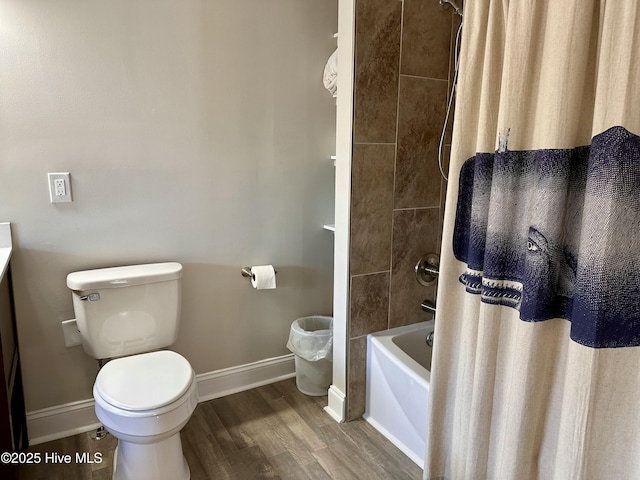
48;172;73;203
61;319;82;347
54;179;66;196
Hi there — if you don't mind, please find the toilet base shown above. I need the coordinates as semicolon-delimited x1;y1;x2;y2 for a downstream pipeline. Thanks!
112;432;190;480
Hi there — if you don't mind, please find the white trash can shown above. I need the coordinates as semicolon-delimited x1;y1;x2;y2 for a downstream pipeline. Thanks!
286;316;333;396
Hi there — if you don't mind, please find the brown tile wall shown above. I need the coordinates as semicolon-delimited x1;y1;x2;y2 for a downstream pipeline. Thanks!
346;0;458;420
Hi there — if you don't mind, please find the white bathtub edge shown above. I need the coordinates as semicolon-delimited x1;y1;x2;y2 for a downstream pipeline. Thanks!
363;413;424;467
365;321;432;469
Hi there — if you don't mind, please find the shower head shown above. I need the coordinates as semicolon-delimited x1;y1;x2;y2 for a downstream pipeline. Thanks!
439;0;463;17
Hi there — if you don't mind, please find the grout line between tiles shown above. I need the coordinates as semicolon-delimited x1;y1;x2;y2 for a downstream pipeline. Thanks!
388;0;406;331
400;73;448;83
393;206;440;212
350;270;391;278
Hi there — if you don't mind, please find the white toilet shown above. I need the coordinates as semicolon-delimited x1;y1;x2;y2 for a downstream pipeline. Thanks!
66;262;198;480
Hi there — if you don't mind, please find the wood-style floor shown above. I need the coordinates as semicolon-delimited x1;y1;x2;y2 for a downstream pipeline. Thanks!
18;378;422;479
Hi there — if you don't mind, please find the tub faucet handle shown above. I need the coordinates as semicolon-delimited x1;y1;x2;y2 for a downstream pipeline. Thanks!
415;253;440;287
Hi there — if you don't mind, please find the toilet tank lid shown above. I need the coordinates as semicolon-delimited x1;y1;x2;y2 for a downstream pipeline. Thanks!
67;262;182;291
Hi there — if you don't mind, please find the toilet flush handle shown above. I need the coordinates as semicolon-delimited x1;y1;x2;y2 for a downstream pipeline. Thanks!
79;293;100;301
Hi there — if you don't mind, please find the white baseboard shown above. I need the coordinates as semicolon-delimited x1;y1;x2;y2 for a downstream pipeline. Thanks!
26;354;296;446
195;353;295;403
324;384;346;423
26;399;102;446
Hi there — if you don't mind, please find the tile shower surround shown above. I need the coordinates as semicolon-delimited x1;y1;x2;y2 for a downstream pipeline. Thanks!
347;0;457;420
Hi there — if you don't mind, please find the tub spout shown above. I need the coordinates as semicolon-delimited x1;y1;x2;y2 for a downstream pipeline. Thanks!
421;299;436;314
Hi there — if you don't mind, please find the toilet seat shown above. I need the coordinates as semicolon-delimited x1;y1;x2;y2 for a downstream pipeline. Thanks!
95;350;193;411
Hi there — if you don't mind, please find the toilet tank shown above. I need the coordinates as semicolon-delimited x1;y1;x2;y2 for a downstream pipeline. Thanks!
66;262;183;360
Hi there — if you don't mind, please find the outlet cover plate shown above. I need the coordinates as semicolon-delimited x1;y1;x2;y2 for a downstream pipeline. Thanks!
48;172;73;203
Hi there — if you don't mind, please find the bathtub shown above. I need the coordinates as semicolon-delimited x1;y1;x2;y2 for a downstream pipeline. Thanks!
364;320;434;467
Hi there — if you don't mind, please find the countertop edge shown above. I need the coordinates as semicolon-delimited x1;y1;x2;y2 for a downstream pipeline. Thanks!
0;223;12;280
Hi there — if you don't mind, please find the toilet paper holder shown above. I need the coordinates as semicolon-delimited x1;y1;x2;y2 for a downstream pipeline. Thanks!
241;266;278;281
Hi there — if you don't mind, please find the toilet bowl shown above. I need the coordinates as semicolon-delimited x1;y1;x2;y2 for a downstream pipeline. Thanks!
66;263;197;479
93;350;198;480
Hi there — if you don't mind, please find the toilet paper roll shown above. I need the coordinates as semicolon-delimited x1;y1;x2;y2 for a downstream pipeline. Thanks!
251;265;277;289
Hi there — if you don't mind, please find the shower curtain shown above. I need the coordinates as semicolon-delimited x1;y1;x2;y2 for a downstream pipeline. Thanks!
425;1;640;479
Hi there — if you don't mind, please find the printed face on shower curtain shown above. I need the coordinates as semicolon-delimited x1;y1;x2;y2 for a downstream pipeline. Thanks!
453;126;640;348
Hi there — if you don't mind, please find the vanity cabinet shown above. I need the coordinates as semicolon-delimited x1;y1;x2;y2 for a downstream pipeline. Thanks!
0;264;27;478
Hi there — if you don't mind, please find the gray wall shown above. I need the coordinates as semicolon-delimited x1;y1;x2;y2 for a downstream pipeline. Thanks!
0;0;337;412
